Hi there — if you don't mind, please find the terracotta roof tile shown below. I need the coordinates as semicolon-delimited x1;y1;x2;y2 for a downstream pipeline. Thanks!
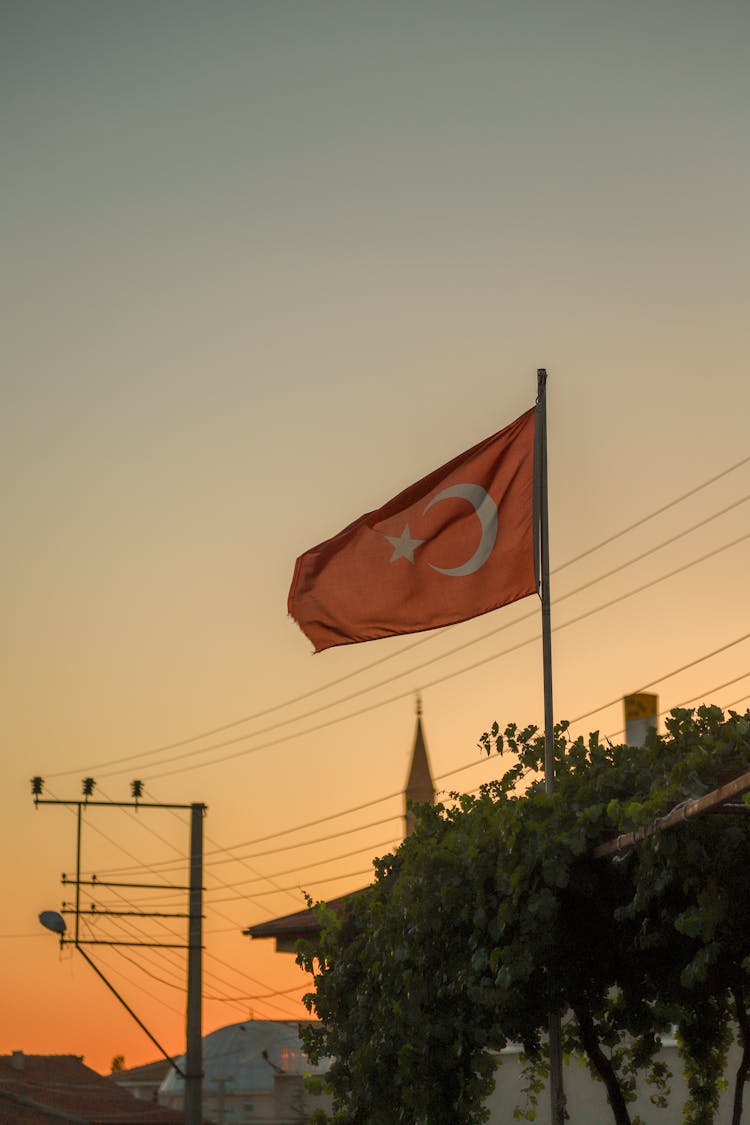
244;887;369;941
0;1055;188;1124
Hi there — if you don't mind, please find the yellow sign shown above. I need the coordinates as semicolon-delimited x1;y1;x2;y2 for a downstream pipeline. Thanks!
624;693;658;721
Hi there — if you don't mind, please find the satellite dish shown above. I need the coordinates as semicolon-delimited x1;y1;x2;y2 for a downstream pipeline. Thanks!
39;911;66;935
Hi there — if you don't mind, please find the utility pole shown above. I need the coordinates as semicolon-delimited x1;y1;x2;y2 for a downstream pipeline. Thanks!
33;778;205;1125
186;803;204;1125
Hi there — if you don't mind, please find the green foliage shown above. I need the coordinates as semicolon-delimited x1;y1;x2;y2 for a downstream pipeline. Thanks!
298;707;750;1125
676;998;731;1124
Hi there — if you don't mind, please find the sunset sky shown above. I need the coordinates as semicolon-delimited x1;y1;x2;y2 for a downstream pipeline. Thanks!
3;0;749;1074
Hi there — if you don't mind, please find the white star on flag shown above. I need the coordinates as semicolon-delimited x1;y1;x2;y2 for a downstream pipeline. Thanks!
384;524;424;564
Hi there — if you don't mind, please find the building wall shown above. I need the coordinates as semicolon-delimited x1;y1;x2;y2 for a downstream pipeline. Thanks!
160;1073;331;1125
486;1041;744;1124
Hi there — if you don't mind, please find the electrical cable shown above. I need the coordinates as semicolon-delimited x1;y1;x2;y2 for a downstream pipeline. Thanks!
97;810;404;881
85;511;750;782
48;793;303;1008
46;462;750;782
208;868;374;905
606;691;750;744
42;673;750;1023
204;948;311;997
34;794;308;1026
45;636;750;993
132;527;750;784
555;453;750;572
88;629;750;884
100;884;304;1018
79;786;301;915
204;814;402;871
80;948;185;1019
213;867;374;903
94;790;405;878
201;835;402;896
672;673;750;710
568;632;750;727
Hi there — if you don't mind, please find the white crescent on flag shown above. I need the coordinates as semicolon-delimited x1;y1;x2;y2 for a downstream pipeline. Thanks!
424;483;498;576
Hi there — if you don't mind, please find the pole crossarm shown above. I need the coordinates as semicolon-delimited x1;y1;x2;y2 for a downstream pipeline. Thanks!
63;877;193;891
62;939;191;949
592;768;750;859
35;798;205;811
61;908;195;919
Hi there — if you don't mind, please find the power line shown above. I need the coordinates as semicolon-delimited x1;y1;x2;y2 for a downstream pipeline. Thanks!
134;527;750;783
605;690;750;744
205;815;401;871
88;935;306;1021
84;786;305;913
143;492;748;773
235;692;750;908
45;785;190;890
46;459;750;782
44;638;451;783
224;983;309;1002
222;867;374;900
85;948;185;1019
97;810;403;881
673;673;750;709
104;942;266;1020
95;790;405;877
109;945;233;1005
722;692;750;711
101;883;304;1018
72;506;750;784
204;948;311;998
64;684;750;998
166;802;309;910
202;836;402;896
202;792;402;858
37;794;307;1023
554;452;750;573
568;631;750;726
86;627;750;885
60;632;750;928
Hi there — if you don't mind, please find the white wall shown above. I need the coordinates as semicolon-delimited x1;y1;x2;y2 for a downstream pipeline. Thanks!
486;1041;744;1124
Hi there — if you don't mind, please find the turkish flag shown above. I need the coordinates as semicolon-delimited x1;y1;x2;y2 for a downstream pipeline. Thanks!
289;406;538;652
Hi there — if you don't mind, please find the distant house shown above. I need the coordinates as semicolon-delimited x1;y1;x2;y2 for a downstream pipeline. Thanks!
159;1020;331;1125
110;1058;171;1104
0;1052;185;1124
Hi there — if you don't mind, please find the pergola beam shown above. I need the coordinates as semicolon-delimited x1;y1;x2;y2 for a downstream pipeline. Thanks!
592;768;750;859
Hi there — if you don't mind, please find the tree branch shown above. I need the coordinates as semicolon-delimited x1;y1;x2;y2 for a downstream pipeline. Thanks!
574;1004;632;1125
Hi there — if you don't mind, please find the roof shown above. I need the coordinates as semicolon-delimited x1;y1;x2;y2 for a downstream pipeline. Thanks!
0;1055;186;1125
160;1020;328;1097
110;1060;170;1087
245;889;368;951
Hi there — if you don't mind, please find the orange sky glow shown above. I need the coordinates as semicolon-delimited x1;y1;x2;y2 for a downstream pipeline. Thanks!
2;0;749;1074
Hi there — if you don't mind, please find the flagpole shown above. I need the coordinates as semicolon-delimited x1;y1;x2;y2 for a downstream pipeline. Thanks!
536;368;566;1125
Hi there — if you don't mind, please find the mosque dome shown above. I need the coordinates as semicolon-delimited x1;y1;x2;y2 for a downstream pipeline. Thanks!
160;1019;327;1099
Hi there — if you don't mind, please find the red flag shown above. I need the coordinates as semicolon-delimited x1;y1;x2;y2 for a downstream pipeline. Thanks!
289;407;538;652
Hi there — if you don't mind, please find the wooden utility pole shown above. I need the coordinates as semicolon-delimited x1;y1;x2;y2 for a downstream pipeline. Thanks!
33;784;205;1121
186;802;204;1125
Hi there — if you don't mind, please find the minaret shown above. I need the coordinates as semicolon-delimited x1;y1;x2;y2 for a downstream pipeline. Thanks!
404;695;435;837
